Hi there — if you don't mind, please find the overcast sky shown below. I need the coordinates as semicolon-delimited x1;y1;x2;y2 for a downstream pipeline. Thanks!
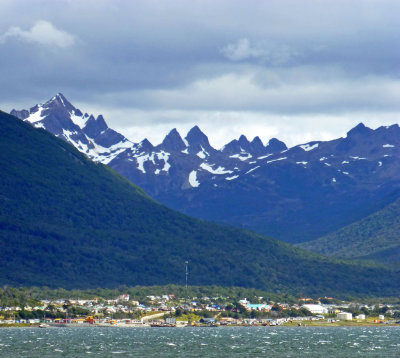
1;0;400;148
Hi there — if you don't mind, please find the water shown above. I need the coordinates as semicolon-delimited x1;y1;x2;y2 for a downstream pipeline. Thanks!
0;326;399;357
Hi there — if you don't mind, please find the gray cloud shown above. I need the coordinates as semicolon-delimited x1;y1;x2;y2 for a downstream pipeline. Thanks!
1;0;400;147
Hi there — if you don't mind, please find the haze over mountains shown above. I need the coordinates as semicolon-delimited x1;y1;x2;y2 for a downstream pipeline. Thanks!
12;94;400;248
3;109;399;295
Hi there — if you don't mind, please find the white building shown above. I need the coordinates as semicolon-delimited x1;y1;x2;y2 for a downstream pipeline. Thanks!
337;312;352;320
302;304;328;314
117;294;130;302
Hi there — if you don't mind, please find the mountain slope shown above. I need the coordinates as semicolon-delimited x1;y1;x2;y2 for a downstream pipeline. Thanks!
11;95;400;244
1;110;399;295
298;197;400;264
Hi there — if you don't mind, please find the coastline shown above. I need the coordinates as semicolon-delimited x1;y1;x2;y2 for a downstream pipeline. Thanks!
1;322;399;328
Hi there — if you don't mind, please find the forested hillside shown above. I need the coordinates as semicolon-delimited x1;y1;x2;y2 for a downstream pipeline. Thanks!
1;111;399;296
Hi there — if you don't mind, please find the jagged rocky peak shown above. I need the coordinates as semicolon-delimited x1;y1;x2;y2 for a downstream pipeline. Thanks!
83;114;108;138
74;108;83;116
236;135;264;154
266;138;287;153
222;138;242;154
44;93;75;112
185;125;214;151
96;114;107;128
369;123;400;146
10;109;29;120
346;122;373;138
249;136;265;154
239;135;264;153
238;134;250;147
223;135;269;155
159;128;186;152
376;123;400;135
138;138;154;152
29;104;40;114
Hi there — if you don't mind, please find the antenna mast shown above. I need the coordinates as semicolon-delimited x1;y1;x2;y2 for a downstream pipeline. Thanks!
185;261;189;290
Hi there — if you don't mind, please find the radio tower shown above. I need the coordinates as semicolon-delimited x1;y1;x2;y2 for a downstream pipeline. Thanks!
185;261;189;289
185;261;189;308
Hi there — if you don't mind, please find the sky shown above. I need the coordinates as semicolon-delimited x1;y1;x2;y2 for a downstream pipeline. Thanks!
1;0;400;148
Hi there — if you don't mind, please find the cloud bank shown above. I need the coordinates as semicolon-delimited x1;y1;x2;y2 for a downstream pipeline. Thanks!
1;0;400;147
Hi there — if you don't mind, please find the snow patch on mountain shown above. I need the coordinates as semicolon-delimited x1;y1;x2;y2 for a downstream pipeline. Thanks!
266;157;287;164
70;112;88;128
98;141;132;164
156;151;171;172
34;122;45;129
136;153;156;173
25;106;45;123
200;163;232;175
246;166;260;174
230;153;252;161
300;143;319;151
258;154;272;160
197;146;209;159
189;170;200;187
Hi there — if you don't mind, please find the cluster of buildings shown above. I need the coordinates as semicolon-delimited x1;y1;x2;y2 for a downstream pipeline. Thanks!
0;293;398;325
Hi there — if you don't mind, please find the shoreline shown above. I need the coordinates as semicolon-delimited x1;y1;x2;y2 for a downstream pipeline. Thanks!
1;322;399;328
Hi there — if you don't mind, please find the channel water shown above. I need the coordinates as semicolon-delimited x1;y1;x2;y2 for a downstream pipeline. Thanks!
0;326;399;357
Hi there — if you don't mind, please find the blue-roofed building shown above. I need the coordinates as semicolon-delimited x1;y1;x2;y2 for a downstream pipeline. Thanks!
246;304;271;311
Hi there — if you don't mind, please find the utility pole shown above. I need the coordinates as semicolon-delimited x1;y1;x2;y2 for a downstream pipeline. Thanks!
185;261;189;309
185;261;189;290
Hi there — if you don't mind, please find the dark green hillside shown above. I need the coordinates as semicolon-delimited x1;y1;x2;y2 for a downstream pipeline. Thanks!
0;111;399;295
299;198;400;264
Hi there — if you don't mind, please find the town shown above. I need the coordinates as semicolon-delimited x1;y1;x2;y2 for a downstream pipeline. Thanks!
1;290;399;327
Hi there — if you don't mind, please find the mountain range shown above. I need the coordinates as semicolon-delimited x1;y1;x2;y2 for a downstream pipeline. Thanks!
11;94;400;247
3;109;399;295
